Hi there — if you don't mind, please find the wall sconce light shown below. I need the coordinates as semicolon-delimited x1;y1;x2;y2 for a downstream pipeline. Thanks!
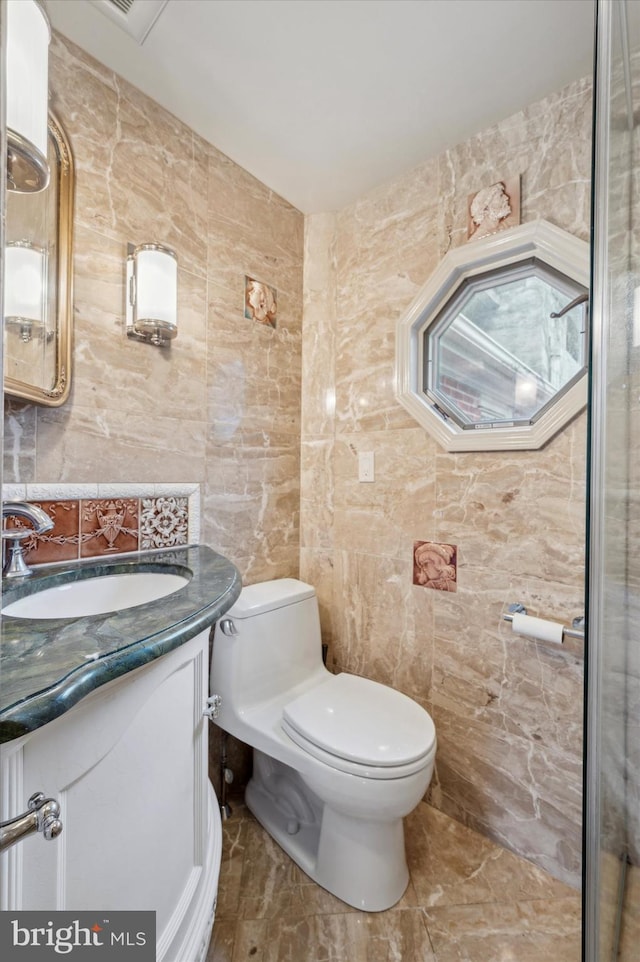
4;242;48;342
126;243;178;346
6;0;51;193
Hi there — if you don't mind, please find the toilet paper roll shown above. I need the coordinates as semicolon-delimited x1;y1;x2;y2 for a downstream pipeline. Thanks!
510;612;564;645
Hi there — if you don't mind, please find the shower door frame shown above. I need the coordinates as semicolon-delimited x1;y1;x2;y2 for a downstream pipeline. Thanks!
584;1;636;960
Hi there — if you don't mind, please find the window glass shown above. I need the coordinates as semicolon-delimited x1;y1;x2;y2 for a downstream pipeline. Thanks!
423;259;587;428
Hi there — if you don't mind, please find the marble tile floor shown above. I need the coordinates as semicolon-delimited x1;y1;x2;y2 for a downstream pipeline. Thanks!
206;798;581;962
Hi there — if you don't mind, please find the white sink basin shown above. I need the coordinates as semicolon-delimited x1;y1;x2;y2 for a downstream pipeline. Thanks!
2;571;190;620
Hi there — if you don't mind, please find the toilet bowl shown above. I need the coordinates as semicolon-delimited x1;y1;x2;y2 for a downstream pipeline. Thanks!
210;578;436;911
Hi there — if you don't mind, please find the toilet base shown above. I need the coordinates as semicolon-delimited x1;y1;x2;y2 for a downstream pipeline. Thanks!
245;751;409;912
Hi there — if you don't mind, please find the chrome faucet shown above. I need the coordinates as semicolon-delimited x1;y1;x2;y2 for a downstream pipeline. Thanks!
2;501;54;578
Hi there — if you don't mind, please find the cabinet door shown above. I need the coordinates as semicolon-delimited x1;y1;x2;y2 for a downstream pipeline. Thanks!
0;630;214;960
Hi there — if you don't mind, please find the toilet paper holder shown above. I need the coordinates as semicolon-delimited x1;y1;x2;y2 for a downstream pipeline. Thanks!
503;604;585;641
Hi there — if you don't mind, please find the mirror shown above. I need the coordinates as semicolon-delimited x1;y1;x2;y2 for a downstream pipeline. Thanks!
396;220;590;451
4;112;74;406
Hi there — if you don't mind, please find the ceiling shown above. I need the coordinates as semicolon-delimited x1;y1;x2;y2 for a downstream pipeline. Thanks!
45;0;596;213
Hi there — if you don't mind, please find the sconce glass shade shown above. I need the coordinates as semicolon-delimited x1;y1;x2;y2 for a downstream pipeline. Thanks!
126;244;178;346
4;242;48;342
6;0;51;193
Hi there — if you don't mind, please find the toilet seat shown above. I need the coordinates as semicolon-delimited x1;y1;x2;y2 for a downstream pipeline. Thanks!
281;673;436;780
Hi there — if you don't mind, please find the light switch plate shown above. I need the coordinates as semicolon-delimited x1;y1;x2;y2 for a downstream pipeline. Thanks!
358;451;375;482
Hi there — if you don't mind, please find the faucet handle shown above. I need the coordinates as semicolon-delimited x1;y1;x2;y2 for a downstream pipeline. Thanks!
3;535;34;578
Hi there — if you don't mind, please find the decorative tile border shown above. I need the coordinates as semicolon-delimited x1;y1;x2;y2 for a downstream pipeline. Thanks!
2;483;200;569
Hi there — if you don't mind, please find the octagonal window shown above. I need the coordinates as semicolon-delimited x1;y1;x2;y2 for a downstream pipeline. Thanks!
424;258;588;429
396;220;590;451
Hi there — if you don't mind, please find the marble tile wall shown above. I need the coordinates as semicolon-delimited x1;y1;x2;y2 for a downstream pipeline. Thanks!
3;32;304;588
301;77;592;887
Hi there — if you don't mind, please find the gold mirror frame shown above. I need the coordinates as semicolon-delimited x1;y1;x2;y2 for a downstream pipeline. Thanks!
4;112;74;406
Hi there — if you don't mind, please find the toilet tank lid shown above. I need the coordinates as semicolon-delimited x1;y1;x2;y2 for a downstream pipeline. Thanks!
226;578;316;618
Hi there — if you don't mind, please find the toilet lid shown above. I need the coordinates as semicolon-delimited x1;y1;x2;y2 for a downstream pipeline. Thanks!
282;673;436;768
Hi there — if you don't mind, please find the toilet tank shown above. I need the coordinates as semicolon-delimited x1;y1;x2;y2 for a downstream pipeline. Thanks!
211;579;327;718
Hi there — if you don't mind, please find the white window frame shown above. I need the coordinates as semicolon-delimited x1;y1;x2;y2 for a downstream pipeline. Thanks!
395;220;590;451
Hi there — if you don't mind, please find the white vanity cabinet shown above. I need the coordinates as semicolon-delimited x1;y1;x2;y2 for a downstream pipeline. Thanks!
0;628;221;962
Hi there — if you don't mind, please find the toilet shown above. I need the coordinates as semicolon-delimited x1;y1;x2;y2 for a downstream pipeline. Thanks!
210;578;436;911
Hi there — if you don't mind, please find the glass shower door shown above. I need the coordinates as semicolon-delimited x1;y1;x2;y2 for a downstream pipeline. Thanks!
585;1;640;959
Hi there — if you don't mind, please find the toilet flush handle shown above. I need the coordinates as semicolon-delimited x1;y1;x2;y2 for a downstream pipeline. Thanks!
204;694;222;719
219;618;238;636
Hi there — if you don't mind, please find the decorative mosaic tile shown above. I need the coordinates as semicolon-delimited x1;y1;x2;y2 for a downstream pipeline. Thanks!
413;540;457;592
4;500;80;566
80;499;139;558
139;497;189;549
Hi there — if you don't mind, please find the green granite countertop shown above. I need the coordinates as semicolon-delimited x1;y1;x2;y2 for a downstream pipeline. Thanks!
0;544;241;743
